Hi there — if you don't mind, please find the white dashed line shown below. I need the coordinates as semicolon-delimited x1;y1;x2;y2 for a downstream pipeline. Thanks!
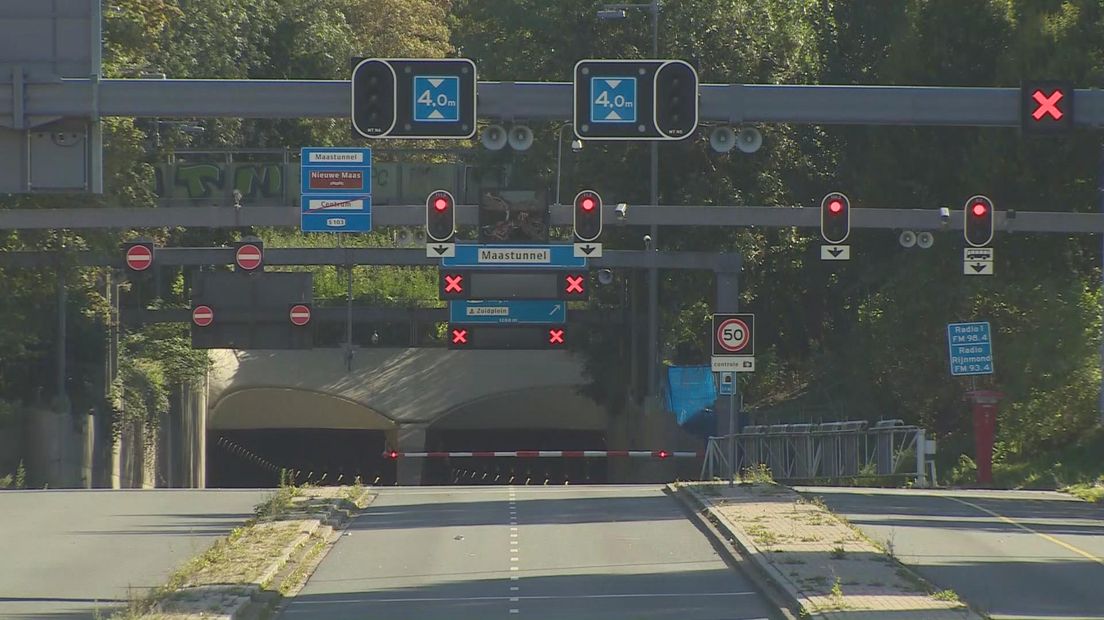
510;597;520;602
510;575;519;580
510;527;518;531
510;609;519;614
510;586;519;591
510;566;519;571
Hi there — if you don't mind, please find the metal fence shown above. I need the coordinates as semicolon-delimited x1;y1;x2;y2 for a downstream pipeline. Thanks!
701;420;931;487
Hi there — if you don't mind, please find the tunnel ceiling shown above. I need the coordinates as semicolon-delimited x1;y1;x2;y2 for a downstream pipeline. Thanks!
209;388;397;431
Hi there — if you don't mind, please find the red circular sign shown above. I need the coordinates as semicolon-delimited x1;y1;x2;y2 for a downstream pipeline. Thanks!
125;244;153;271
289;304;311;326
192;305;214;327
716;318;750;353
235;243;263;271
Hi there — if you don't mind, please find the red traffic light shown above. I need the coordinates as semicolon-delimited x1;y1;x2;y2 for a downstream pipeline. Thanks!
828;199;843;214
426;190;456;242
387;450;399;460
434;197;449;211
820;192;850;245
656;450;670;459
451;328;469;345
573;190;603;242
548;328;565;345
964;195;995;247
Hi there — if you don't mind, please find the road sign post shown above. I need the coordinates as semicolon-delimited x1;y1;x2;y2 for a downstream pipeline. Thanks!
300;147;372;233
289;303;312;327
711;313;755;372
947;321;994;376
124;242;154;272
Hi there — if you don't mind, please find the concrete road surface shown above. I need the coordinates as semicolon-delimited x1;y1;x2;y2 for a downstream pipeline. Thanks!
796;486;1104;620
280;485;778;620
0;488;266;619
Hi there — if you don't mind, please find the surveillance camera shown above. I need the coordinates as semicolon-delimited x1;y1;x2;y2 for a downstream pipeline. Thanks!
615;203;628;220
571;139;584;153
232;189;243;207
597;268;614;285
939;207;950;225
643;234;653;251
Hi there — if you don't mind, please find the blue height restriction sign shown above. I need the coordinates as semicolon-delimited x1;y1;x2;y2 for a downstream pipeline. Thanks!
947;321;994;376
414;75;460;122
590;76;637;123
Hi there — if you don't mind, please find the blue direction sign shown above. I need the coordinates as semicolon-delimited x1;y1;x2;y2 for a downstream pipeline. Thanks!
414;75;460;122
590;77;636;124
300;147;372;233
947;321;994;376
442;244;586;269
450;300;566;325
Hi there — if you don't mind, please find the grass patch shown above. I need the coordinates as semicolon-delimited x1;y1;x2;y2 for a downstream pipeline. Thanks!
830;545;847;559
741;463;775;485
254;484;302;520
932;589;961;603
1064;479;1104;503
745;524;781;547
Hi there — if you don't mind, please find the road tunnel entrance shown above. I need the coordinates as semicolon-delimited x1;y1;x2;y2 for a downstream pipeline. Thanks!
208;429;393;487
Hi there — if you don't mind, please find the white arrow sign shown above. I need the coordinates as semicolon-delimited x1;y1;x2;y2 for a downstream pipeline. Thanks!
820;244;851;261
427;243;456;258
573;242;603;258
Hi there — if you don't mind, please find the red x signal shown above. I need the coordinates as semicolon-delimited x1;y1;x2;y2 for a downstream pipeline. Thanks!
548;328;565;345
565;275;585;294
1032;89;1064;120
451;328;468;344
444;274;464;293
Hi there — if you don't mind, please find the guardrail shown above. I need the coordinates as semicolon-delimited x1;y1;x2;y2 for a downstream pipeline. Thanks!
701;420;933;487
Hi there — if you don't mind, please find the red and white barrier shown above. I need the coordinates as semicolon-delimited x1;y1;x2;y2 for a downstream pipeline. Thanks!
383;450;701;459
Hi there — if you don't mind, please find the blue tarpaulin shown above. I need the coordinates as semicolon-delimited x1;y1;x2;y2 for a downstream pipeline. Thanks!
665;366;716;438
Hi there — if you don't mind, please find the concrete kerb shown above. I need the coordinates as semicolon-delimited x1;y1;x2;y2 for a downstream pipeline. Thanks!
152;487;376;620
668;482;808;618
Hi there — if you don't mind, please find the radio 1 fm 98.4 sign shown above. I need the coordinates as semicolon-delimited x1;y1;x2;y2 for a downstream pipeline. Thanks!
711;313;755;373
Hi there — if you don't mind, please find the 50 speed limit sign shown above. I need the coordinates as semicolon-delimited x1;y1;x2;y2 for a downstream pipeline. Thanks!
712;313;755;372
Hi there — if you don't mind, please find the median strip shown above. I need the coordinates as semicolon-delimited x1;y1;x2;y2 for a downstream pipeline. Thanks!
672;480;982;619
109;483;373;620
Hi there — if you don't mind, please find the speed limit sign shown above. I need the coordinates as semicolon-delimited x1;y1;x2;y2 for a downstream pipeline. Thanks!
712;313;755;372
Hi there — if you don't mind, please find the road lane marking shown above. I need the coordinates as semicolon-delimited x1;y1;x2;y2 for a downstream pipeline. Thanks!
946;496;1104;566
510;597;520;602
511;527;518;531
511;575;519;580
510;566;519;571
511;586;520;591
510;610;519;614
291;592;761;604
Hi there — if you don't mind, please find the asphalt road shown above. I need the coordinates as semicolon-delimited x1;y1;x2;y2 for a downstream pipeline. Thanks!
796;486;1104;620
279;485;778;620
0;488;266;619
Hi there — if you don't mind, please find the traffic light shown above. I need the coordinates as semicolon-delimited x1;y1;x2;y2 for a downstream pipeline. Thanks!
1021;81;1074;134
820;192;850;244
573;190;602;242
653;60;699;139
426;189;456;242
351;59;397;138
964;195;995;247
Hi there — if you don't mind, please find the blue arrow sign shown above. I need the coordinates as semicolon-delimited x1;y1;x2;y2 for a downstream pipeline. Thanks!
590;76;637;124
443;244;586;268
300;147;372;233
947;321;994;376
450;300;567;324
414;75;461;122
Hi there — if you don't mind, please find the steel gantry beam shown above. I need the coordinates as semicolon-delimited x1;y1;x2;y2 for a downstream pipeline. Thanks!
4;79;1104;127
3;204;1104;234
0;247;741;271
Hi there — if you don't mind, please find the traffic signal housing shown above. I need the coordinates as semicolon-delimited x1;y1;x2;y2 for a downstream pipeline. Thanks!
964;195;995;247
820;192;850;244
351;59;397;138
426;190;456;242
573;190;602;242
653;60;699;139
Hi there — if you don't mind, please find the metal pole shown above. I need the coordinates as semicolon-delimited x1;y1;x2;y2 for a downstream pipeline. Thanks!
555;124;565;205
1099;142;1104;425
728;387;735;485
345;263;354;371
56;250;68;412
646;0;660;398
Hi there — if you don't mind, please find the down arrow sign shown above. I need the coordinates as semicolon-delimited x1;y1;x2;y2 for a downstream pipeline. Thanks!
581;245;596;256
971;263;987;273
432;245;449;256
828;248;844;258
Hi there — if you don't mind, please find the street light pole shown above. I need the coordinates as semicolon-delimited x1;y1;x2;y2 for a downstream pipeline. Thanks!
646;0;660;399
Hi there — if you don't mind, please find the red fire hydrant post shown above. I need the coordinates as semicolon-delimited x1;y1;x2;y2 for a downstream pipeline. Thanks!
965;390;1004;485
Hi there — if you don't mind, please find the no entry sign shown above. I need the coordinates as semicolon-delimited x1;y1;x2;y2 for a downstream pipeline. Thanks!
192;305;214;327
289;304;311;326
124;244;153;272
235;243;263;271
